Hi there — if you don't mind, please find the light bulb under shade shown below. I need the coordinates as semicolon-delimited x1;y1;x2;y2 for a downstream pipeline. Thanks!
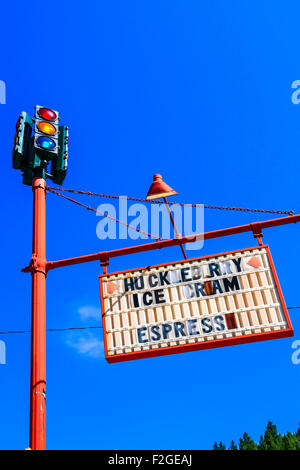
146;174;178;200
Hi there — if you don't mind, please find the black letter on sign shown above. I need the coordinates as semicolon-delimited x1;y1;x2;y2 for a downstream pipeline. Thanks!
174;322;186;338
181;267;192;282
232;257;242;272
132;293;139;308
154;288;166;304
195;283;206;297
148;273;159;288
137;327;148;343
209;263;221;277
213;280;223;294
187;319;200;336
124;277;135;292
143;291;153;306
223;276;240;292
201;317;213;334
150;325;161;341
162;323;172;339
134;276;145;290
159;271;170;286
214;315;226;331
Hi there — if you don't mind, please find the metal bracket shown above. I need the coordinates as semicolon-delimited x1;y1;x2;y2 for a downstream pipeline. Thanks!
100;256;110;275
250;223;264;245
21;254;47;276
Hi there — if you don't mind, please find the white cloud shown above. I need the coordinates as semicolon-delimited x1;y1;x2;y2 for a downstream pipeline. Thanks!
65;305;104;358
67;331;104;359
78;305;100;321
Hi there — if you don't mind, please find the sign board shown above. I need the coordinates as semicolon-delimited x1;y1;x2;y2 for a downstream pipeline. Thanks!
99;245;293;363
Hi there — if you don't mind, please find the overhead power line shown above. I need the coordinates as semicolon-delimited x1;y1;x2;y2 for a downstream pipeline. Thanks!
0;326;102;335
0;307;299;335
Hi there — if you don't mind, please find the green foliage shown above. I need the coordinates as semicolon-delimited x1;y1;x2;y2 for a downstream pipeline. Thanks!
259;421;281;450
239;432;257;450
282;432;300;450
230;440;238;450
213;421;300;450
213;441;226;450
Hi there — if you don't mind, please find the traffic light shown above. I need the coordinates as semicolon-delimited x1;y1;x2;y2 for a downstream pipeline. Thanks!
13;105;68;186
34;105;59;161
12;112;33;170
50;125;68;185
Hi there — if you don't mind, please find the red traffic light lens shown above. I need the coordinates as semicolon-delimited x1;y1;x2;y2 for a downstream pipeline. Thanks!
38;107;57;121
16;119;20;130
37;121;56;135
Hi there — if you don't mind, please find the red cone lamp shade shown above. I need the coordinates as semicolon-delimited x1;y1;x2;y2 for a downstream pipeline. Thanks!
146;174;178;200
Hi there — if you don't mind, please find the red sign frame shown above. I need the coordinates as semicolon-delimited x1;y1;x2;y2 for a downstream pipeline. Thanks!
99;245;293;363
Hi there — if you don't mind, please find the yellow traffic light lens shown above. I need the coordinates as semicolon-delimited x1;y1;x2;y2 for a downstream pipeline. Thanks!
38;121;56;135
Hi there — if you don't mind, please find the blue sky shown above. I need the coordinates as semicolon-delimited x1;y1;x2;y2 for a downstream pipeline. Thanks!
0;1;299;450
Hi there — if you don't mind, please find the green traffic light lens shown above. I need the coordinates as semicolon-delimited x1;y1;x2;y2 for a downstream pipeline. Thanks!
37;136;56;150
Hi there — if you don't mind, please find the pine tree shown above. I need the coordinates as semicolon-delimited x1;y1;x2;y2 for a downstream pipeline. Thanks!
230;440;238;450
239;432;257;450
282;432;300;450
258;421;281;450
295;426;300;450
213;421;300;450
213;441;226;450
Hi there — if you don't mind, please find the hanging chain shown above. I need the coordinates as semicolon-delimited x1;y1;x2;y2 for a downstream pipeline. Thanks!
46;186;294;216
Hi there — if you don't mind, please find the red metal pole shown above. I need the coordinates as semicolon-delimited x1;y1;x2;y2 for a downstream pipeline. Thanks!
29;178;46;450
163;197;187;259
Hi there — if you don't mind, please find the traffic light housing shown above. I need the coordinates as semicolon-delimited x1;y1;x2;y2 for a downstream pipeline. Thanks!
12;112;33;170
50;126;68;185
22;139;45;186
12;105;68;186
34;105;59;161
